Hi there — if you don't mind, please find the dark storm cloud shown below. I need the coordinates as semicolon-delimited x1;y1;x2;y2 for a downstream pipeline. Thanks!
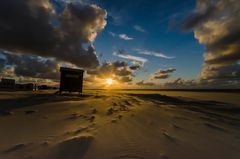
115;67;132;76
201;63;240;80
112;61;128;68
164;78;197;88
208;29;240;52
165;77;240;89
129;64;142;70
0;0;55;53
151;68;176;80
0;0;107;68
183;0;240;85
136;80;155;87
154;74;170;79
182;3;216;31
205;50;240;65
158;68;176;74
0;51;59;80
119;76;133;83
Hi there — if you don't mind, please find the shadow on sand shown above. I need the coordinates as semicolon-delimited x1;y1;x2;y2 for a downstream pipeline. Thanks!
129;93;240;128
0;92;93;113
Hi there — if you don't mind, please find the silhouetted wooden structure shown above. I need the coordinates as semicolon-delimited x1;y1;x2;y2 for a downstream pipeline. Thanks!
59;67;84;94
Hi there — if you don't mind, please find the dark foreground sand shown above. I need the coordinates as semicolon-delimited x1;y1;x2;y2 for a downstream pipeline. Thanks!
0;90;240;159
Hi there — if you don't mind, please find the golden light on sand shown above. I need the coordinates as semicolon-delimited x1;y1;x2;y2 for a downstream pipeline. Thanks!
106;78;113;85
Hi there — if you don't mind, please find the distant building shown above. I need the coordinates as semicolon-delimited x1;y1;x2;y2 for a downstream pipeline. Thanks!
59;67;84;93
0;78;37;91
15;83;35;91
0;78;15;89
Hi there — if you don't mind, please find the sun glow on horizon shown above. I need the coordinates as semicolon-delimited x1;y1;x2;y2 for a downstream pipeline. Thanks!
106;78;113;86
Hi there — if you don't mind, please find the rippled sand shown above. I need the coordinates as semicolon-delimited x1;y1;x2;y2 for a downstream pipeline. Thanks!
0;90;240;159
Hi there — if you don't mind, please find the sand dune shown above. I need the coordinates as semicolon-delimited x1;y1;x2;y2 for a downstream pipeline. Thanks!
0;90;240;159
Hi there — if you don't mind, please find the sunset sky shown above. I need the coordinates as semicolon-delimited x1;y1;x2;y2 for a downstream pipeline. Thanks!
0;0;239;89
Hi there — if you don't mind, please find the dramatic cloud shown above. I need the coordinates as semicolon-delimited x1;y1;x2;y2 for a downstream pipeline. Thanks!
164;77;240;89
109;32;134;40
183;0;240;85
87;61;137;83
0;0;107;68
182;4;217;31
133;25;146;33
0;51;60;80
151;68;176;80
129;64;142;70
164;78;197;88
113;49;148;65
136;80;155;87
119;76;133;83
134;49;175;59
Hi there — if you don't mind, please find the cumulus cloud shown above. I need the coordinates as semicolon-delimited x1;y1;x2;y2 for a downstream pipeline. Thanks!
87;61;137;83
133;25;146;33
109;32;134;40
136;80;155;87
119;76;133;83
113;49;148;65
164;77;240;89
119;34;134;40
182;3;217;31
129;64;142;70
164;78;197;88
134;49;175;59
0;51;60;80
183;0;240;85
151;68;176;80
0;0;107;68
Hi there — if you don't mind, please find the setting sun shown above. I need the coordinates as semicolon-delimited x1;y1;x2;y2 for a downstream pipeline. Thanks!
0;0;239;159
106;78;113;85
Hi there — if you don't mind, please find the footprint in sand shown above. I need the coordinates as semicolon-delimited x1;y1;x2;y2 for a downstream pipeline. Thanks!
162;130;177;142
73;127;89;135
40;141;50;147
107;107;114;115
171;124;182;130
124;100;132;106
89;115;95;122
118;115;123;119
3;143;27;153
0;110;14;116
25;110;38;115
67;113;79;120
119;105;128;111
91;108;97;114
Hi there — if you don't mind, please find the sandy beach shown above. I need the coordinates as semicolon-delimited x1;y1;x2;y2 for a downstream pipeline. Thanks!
0;90;240;159
0;0;239;158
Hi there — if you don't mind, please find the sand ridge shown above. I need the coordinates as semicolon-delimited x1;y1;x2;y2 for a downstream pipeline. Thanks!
0;90;240;159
